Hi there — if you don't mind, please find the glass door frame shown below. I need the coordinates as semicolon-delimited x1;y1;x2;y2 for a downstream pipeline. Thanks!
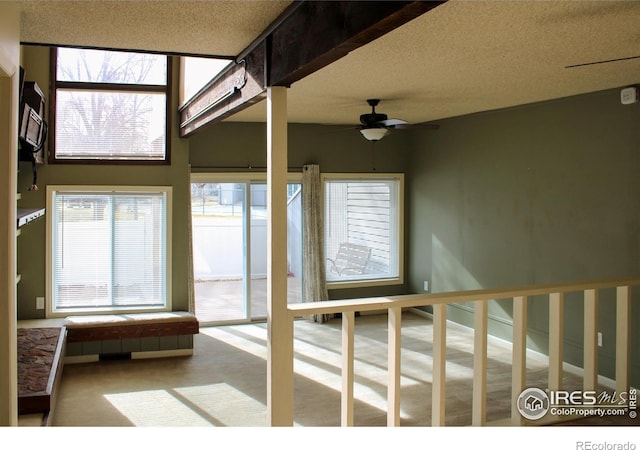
190;172;302;326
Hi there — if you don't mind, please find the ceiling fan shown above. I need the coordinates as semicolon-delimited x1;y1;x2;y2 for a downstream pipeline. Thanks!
356;99;439;142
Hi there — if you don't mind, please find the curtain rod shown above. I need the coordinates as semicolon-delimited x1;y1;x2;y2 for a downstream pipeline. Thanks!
190;165;306;171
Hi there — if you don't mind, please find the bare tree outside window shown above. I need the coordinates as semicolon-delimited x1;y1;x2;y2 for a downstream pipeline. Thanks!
53;48;168;161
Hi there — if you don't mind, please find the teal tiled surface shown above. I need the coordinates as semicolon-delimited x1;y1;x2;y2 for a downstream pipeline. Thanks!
66;335;194;356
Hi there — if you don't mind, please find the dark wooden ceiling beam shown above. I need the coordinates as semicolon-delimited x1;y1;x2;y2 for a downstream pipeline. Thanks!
268;1;444;87
179;0;446;137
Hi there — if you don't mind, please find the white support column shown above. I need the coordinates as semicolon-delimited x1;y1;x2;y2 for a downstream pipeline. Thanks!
548;292;564;391
615;286;630;395
511;296;527;425
266;86;293;426
472;300;488;426
432;303;447;426
583;289;599;391
387;306;402;426
342;310;355;427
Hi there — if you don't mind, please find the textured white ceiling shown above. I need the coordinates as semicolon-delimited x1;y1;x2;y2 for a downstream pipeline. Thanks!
19;0;640;128
20;0;292;56
236;0;640;126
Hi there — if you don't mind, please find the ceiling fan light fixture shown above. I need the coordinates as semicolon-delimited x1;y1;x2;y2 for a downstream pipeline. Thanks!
360;127;388;141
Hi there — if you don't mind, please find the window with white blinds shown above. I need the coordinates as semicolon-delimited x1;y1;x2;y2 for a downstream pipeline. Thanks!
48;187;171;314
324;175;403;285
52;47;169;162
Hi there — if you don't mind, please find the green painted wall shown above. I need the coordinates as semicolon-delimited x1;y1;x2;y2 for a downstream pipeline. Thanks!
17;46;192;318
407;88;640;386
189;120;411;174
189;120;413;300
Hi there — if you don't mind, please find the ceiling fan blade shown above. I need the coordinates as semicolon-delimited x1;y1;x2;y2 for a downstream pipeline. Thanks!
377;118;407;127
393;122;440;130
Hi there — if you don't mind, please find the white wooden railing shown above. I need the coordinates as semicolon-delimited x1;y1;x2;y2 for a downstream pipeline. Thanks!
279;276;639;426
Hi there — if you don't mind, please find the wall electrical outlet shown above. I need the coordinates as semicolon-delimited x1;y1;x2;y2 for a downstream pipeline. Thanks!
423;281;429;292
36;297;45;310
598;332;603;347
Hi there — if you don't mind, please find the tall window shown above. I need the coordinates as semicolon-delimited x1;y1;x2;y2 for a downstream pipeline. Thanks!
51;47;170;162
47;186;172;316
324;175;403;285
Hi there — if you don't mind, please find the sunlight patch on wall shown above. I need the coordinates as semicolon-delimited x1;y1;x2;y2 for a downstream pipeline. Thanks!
432;234;482;292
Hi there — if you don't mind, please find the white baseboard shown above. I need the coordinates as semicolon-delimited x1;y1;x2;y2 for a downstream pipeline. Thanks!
407;307;619;390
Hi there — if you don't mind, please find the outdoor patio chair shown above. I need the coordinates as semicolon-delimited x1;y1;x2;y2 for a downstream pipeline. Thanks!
327;242;371;276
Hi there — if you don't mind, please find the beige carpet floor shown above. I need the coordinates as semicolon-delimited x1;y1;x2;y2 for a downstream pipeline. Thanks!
46;311;614;428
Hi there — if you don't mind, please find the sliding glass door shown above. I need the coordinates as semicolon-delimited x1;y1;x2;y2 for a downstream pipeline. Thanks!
191;182;247;322
190;175;302;324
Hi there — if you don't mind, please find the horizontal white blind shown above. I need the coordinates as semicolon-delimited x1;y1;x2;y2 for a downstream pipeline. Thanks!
55;90;166;159
52;191;167;311
54;48;168;160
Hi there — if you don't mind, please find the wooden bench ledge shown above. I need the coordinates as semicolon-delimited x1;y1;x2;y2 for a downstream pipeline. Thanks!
64;312;199;343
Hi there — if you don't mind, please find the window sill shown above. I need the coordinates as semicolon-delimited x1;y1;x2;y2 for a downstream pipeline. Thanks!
327;277;403;290
48;305;171;319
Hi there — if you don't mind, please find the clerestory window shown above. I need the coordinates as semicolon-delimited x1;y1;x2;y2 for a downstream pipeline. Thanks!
50;47;170;163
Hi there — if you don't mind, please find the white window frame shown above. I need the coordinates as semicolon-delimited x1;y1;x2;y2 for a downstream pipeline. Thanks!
323;173;404;290
45;185;173;317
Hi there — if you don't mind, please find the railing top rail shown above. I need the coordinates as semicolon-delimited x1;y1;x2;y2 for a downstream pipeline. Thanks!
288;276;640;318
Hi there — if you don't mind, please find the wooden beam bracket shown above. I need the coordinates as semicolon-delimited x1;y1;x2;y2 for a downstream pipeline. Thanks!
180;43;267;137
179;0;446;137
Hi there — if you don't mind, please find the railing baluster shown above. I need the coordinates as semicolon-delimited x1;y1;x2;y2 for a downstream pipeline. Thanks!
511;295;527;425
342;310;355;427
432;303;447;426
472;300;488;426
388;306;402;426
583;289;599;391
616;286;630;395
285;277;639;427
548;292;564;391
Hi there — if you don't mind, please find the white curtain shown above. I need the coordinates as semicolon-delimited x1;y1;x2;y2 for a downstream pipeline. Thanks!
302;164;331;323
